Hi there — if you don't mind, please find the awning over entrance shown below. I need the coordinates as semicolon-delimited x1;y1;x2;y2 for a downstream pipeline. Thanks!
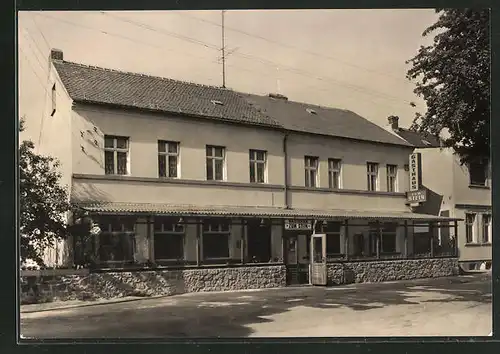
74;202;462;222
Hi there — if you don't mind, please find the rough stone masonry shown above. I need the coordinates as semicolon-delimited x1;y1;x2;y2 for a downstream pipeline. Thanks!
327;258;459;285
20;259;459;303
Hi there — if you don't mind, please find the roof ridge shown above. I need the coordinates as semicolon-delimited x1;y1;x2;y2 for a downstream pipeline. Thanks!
58;60;234;93
245;92;350;113
59;60;350;112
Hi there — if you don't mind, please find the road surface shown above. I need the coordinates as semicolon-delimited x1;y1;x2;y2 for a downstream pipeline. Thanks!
20;273;492;338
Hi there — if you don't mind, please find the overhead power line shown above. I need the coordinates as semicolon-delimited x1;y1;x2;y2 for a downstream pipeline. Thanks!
176;11;408;83
32;12;414;113
100;12;413;106
33;13;219;83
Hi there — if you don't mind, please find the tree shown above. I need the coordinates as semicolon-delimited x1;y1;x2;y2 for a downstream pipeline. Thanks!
406;9;490;164
19;117;71;266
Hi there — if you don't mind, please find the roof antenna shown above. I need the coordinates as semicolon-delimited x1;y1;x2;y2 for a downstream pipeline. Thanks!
221;10;226;88
276;66;281;94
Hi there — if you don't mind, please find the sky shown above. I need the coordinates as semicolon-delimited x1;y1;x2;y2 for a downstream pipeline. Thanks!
18;9;439;143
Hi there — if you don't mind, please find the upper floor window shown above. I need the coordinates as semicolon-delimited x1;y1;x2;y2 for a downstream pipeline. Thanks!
206;145;225;181
51;83;56;116
328;158;342;189
386;164;398;192
469;160;488;186
249;149;267;183
465;213;476;244
367;162;379;191
482;214;491;244
158;141;179;178
304;156;319;188
104;136;129;175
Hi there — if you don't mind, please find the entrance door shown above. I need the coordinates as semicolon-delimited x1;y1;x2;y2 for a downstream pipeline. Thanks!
310;233;327;285
285;235;300;285
247;221;272;263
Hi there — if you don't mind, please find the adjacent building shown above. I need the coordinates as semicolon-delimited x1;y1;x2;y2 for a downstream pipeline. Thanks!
386;116;492;270
34;49;460;293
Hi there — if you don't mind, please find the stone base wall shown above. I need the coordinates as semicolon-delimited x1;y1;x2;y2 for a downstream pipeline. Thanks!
327;258;459;285
20;265;286;303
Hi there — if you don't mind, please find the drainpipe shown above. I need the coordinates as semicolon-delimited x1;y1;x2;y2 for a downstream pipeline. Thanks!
283;132;290;209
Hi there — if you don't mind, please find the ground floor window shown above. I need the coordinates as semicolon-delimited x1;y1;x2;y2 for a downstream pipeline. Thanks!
246;220;272;263
381;223;397;253
352;233;364;256
482;214;491;243
154;217;185;261
323;221;342;256
414;230;431;255
465;213;475;244
96;216;135;263
369;222;398;255
202;219;230;260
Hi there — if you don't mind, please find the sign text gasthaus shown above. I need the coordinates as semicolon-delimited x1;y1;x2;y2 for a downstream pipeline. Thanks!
284;220;312;231
409;153;422;191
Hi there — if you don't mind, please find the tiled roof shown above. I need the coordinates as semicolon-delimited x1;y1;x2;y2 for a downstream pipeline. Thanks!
54;59;412;146
392;128;441;148
242;94;413;147
52;60;281;128
74;202;461;221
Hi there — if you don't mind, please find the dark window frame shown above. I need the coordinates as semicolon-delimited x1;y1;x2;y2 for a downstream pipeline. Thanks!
158;140;180;178
96;216;136;264
465;213;475;244
367;162;379;191
328;158;342;189
206;145;225;181
202;219;231;260
249;149;267;183
386;164;398;192
304;156;319;188
482;214;491;243
368;222;397;255
468;160;488;187
380;223;397;253
104;135;129;175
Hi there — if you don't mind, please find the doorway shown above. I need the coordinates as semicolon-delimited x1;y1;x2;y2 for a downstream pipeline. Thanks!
247;221;272;263
284;234;310;285
310;233;327;285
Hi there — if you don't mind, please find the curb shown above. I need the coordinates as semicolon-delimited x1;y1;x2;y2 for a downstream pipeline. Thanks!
20;295;168;314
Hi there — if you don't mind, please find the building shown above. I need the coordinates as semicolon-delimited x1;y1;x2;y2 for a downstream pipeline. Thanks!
385;116;492;270
33;49;461;294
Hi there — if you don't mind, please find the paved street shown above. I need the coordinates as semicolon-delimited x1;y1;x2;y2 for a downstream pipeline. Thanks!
20;273;492;338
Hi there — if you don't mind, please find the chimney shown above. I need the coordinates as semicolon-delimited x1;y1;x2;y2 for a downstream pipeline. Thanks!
387;115;399;130
50;48;64;61
268;93;288;101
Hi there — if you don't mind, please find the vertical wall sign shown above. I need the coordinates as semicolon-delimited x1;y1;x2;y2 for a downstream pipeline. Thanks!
409;152;422;192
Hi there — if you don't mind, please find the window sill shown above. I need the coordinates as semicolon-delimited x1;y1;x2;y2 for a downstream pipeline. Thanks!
289;185;404;196
464;243;484;247
104;173;130;177
465;242;491;247
155;258;184;262
468;184;490;190
73;174;284;190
